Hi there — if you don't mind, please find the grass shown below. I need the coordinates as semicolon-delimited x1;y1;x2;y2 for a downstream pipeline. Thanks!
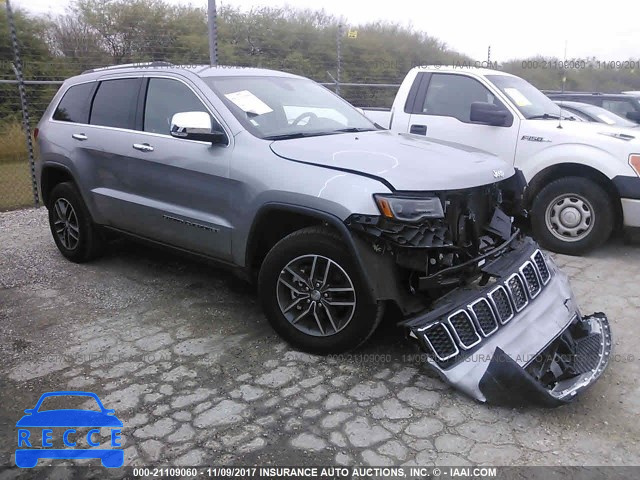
0;120;36;210
0;160;34;210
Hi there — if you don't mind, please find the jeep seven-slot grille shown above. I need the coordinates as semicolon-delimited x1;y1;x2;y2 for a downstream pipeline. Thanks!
532;250;550;284
421;250;552;364
520;261;541;298
506;273;528;311
469;298;498;336
447;310;481;349
423;323;459;361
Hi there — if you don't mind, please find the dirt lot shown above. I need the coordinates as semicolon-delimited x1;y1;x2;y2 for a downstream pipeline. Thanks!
1;208;639;470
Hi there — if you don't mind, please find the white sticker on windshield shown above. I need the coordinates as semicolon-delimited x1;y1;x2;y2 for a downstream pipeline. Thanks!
596;114;615;125
225;90;273;115
504;88;532;107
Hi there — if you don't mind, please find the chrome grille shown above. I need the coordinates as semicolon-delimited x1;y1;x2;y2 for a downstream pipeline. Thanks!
469;298;499;336
447;309;481;349
532;250;551;285
520;261;541;298
422;323;459;361
421;249;553;365
506;273;528;311
488;285;514;324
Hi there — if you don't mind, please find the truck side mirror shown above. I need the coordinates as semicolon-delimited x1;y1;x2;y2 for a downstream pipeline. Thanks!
470;102;510;127
625;111;640;123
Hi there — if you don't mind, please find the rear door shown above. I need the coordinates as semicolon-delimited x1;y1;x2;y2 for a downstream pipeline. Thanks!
124;76;233;260
83;77;150;231
407;72;520;164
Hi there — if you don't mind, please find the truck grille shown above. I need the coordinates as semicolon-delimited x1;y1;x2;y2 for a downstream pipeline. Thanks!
422;323;459;361
520;261;541;298
447;310;481;349
420;249;553;364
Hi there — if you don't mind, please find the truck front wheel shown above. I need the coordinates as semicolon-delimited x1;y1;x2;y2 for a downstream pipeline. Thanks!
258;226;384;354
531;176;614;255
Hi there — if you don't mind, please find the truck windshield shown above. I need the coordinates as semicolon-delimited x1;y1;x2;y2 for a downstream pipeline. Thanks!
204;76;376;139
487;75;563;119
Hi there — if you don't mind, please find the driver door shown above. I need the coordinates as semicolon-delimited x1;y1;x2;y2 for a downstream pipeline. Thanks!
408;72;520;164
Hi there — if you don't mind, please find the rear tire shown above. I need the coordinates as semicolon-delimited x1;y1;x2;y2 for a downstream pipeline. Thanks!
258;226;384;354
48;182;104;263
531;176;614;255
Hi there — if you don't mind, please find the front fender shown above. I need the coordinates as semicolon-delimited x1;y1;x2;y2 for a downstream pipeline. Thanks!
519;143;623;182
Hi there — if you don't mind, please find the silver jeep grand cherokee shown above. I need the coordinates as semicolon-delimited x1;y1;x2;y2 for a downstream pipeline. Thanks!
36;63;611;405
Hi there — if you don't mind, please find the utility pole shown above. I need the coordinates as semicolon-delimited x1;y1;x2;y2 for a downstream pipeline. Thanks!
487;45;491;64
208;0;218;67
5;0;39;207
336;23;343;95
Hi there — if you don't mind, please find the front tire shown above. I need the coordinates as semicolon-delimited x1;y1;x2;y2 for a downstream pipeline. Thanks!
258;226;384;354
531;176;614;255
48;182;104;263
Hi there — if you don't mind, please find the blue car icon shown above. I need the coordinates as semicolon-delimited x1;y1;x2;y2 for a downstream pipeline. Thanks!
15;391;123;468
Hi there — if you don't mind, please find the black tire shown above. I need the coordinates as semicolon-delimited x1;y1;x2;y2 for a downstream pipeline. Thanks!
258;226;384;354
530;176;614;255
48;182;104;263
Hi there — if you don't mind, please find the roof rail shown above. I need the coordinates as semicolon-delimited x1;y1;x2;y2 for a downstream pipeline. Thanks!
81;61;174;74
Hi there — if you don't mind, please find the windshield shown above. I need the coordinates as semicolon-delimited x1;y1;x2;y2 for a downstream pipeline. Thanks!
204;76;376;139
487;75;562;119
583;105;637;127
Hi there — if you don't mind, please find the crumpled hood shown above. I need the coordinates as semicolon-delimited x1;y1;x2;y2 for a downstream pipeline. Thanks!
269;130;514;191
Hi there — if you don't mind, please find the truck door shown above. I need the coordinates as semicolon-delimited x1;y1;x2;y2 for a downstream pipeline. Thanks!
407;72;520;164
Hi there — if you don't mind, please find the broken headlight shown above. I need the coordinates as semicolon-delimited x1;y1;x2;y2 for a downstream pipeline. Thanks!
374;194;444;222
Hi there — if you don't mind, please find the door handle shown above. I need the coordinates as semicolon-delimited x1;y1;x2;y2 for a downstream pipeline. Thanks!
72;133;87;141
132;143;154;152
409;124;427;135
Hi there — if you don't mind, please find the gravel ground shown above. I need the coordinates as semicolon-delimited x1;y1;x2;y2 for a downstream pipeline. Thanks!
1;208;639;471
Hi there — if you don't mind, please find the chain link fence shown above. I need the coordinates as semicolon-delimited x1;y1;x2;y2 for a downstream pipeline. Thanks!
1;1;421;211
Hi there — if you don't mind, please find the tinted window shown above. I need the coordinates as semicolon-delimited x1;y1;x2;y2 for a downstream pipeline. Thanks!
602;99;635;118
90;78;140;129
53;83;95;123
422;74;504;122
144;78;214;135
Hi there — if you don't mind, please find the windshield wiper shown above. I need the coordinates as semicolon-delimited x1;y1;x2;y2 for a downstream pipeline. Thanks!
527;113;561;120
331;127;378;133
263;131;338;141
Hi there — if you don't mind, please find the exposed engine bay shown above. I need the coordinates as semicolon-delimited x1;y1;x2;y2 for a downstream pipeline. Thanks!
347;173;527;297
345;172;612;406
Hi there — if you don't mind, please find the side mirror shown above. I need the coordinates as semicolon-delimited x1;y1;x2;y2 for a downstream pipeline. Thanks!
24;409;34;414
470;102;510;126
626;111;640;123
170;111;227;144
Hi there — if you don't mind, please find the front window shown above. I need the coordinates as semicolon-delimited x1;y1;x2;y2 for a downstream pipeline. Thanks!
488;75;563;119
204;76;376;139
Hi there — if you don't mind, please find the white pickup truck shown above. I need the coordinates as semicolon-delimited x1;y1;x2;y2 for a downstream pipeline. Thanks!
365;66;640;255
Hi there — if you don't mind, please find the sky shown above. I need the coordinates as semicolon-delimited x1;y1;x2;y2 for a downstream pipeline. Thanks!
15;0;640;63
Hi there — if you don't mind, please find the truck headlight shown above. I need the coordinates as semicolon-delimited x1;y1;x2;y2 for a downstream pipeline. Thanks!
629;154;640;177
374;194;444;222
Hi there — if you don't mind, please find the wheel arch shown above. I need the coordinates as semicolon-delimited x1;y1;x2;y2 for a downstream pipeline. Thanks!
525;163;623;230
40;163;77;207
245;204;382;301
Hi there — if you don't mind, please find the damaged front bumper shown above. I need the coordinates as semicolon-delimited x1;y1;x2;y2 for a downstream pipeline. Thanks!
401;240;612;406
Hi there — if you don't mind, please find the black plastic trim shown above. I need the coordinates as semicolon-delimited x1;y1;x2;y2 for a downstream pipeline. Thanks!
612;175;640;200
246;203;379;301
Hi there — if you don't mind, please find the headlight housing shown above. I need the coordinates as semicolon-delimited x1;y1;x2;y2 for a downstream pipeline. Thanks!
374;194;444;222
629;154;640;177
